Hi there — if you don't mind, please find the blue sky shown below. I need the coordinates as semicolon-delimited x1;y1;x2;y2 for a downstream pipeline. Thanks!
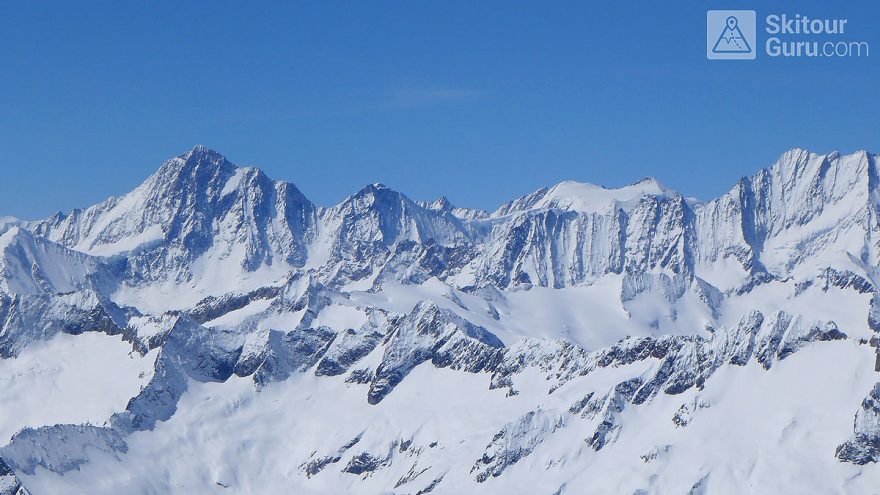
1;1;879;219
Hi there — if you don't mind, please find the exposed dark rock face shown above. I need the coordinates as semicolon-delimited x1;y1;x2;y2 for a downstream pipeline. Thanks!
367;302;504;404
0;456;29;495
1;425;126;476
836;383;880;464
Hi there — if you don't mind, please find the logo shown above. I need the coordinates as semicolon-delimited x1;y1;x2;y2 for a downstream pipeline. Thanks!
707;10;756;60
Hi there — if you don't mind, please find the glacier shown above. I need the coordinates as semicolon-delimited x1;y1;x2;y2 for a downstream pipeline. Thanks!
0;145;879;493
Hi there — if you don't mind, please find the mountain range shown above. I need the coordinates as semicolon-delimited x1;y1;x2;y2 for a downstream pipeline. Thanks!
0;145;879;494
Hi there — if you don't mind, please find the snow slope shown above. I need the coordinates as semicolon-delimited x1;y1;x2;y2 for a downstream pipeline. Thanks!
0;333;157;445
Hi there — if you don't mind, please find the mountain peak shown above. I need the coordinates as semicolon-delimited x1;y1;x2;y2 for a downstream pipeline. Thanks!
186;144;219;157
350;182;404;202
494;178;678;216
765;148;874;185
177;145;231;168
770;147;869;169
432;196;453;210
630;176;666;189
150;146;238;190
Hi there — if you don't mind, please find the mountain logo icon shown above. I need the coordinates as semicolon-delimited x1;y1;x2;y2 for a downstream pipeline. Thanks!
712;16;751;54
706;10;756;60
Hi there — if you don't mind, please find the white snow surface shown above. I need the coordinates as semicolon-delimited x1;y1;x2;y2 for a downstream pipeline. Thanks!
494;178;676;216
16;341;880;495
0;333;157;444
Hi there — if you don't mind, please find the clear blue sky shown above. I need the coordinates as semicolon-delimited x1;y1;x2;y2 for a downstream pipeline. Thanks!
1;1;879;219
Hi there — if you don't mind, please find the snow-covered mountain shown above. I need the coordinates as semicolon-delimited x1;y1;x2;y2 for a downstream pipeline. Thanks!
1;145;879;494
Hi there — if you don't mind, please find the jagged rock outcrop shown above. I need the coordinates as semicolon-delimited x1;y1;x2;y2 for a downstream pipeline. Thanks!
0;457;29;495
836;383;880;464
367;302;504;404
1;425;126;475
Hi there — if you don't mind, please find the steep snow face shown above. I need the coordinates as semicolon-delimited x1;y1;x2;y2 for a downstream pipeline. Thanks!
320;185;469;253
323;184;469;247
749;149;880;276
31;145;240;256
464;178;695;289
471;193;695;290
3;146;880;494
30;146;319;286
0;227;102;296
693;149;880;278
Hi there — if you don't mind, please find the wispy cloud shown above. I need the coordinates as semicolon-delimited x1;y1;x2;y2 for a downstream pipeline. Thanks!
385;87;487;108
